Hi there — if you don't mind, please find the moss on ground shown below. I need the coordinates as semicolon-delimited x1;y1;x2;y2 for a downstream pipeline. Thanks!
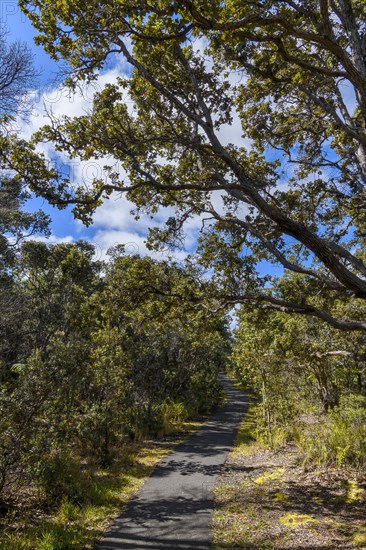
253;468;285;485
212;403;366;549
279;512;319;527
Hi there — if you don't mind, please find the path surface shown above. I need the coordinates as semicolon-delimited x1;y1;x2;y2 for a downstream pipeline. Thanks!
98;375;248;550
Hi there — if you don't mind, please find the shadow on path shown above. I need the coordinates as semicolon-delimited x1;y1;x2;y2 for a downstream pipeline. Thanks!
98;375;248;550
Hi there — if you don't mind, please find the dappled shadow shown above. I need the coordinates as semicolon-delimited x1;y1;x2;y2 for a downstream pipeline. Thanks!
274;478;366;522
215;546;342;550
99;495;213;548
98;376;248;549
220;475;366;523
152;458;223;478
219;440;366;521
215;454;366;549
100;534;211;549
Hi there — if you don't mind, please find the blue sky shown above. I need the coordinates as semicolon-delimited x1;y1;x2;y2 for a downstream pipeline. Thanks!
2;6;246;263
3;1;93;243
2;2;286;279
4;1;58;81
3;3;200;259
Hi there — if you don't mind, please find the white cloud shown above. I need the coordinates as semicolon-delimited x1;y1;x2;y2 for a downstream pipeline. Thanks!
92;228;187;262
338;80;357;118
20;67;124;139
92;193;139;232
15;48;255;259
92;192;174;233
31;234;74;245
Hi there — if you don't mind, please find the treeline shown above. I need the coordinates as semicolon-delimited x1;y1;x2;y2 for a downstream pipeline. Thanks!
0;180;228;506
231;274;366;467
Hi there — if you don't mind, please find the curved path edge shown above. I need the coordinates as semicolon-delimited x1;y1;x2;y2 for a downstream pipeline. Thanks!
98;375;248;550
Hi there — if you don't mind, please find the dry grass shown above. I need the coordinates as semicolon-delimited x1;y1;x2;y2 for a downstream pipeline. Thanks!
213;416;366;549
0;421;202;550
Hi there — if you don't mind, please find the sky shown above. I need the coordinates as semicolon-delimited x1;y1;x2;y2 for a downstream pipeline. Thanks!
3;1;89;245
1;3;247;264
1;1;359;276
2;2;214;261
1;1;287;281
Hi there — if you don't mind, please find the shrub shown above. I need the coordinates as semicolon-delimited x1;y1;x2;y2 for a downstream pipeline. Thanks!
296;394;366;467
161;401;189;433
33;452;92;505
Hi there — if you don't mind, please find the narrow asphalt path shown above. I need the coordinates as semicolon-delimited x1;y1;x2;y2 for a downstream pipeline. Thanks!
98;375;248;550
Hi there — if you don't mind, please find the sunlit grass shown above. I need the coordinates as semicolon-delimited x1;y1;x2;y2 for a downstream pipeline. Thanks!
0;424;201;550
232;405;258;458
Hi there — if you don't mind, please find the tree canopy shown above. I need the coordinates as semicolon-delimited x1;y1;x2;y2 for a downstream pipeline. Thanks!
0;28;35;118
13;0;366;330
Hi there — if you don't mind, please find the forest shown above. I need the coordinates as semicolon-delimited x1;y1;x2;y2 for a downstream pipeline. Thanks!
2;0;366;548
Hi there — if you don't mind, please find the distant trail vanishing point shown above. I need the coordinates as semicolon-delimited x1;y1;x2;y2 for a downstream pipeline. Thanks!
98;375;248;550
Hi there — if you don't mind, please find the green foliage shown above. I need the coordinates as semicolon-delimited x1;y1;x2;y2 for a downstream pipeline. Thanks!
231;307;309;447
13;0;366;333
0;20;227;548
232;296;366;467
297;395;366;467
0;239;229;506
0;177;50;272
0;429;202;549
33;453;92;505
160;401;188;434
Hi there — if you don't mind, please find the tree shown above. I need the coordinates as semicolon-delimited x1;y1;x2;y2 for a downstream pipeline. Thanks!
0;239;228;495
0;178;50;271
0;24;54;254
0;24;49;272
16;0;366;332
0;26;36;117
0;29;50;375
232;298;366;448
93;252;228;451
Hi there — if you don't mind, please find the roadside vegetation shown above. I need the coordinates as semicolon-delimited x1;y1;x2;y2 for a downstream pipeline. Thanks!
0;422;203;550
0;187;228;548
212;301;366;549
4;2;366;548
213;400;366;549
232;304;366;467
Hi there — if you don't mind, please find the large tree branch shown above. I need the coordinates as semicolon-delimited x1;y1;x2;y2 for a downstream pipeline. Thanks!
297;83;366;148
33;36;366;297
138;281;366;332
331;0;366;78
207;208;350;294
320;0;333;38
214;14;366;97
115;38;212;132
155;43;366;294
221;293;366;331
314;350;366;361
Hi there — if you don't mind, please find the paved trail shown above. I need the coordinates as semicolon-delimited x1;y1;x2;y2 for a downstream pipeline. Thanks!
98;375;248;550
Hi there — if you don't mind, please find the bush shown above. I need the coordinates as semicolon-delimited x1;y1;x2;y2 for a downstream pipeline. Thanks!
33;452;92;505
161;401;189;433
296;394;366;467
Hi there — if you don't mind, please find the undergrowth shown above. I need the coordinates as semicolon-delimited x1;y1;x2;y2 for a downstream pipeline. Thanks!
295;394;366;467
0;420;201;550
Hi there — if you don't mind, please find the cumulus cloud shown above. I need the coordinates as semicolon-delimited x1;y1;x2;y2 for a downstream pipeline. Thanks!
92;228;187;262
20;66;126;138
16;42;253;258
30;234;74;245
